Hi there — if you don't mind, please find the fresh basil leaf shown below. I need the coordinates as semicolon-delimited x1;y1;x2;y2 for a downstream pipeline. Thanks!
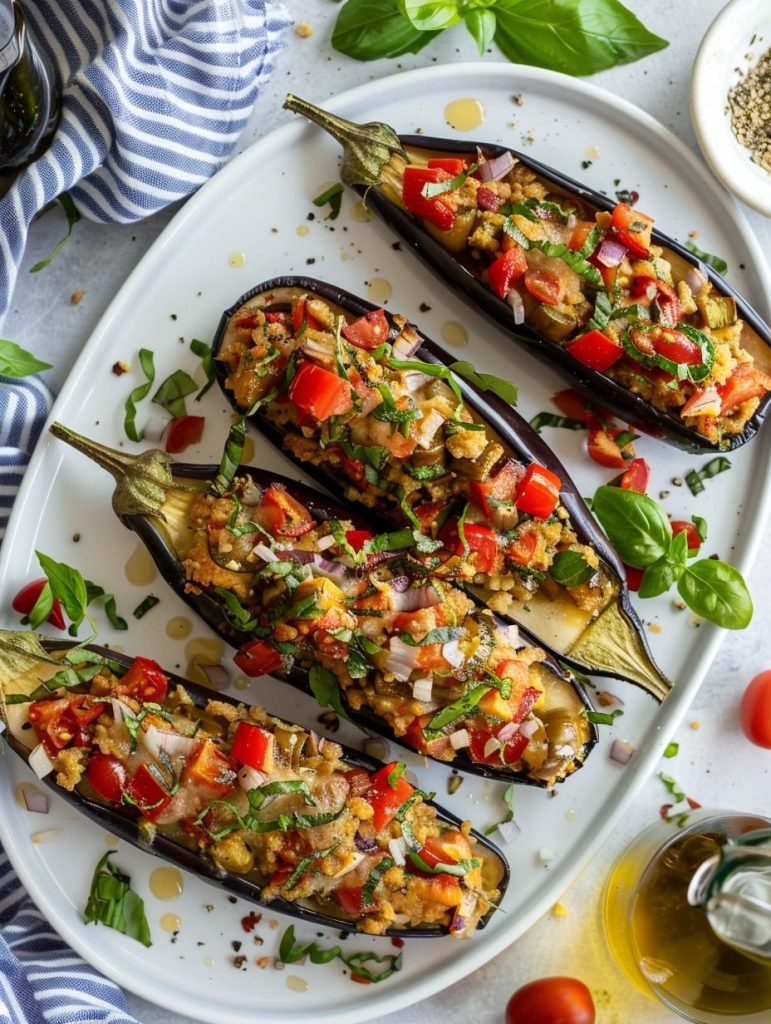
484;782;515;836
190;338;215;400
30;193;81;273
27;582;54;630
85;580;128;631
0;340;52;378
426;683;489;735
309;664;350;720
591;486;672;568
684;240;728;275
313;183;344;220
493;0;668;77
549;550;595;587
464;6;496;52
685;457;731;496
583;708;624;725
450;359;518;405
124;348;155;443
529;411;586;432
213;587;258;632
83;852;152;948
36;551;89;631
663;741;679;758
660;772;685;802
677;559;753;629
332;0;441;59
692;515;708;543
133;595;160;619
152;369;198;419
210;419;246;497
402;0;460;32
278;925;402;983
638;556;679;599
422;162;478;199
587;290;613;331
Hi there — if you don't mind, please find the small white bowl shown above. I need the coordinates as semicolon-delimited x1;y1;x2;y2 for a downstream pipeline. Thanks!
691;0;771;218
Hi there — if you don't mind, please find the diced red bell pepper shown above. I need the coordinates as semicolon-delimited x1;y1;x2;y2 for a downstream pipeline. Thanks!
630;276;682;325
567;220;596;251
165;415;205;454
614;457;651;493
410;828;472;874
29;695;105;754
487;246;527;299
671;520;702;553
288;362;353;422
117;657;169;704
402;166;456;231
87;752;128;804
611;202;654;258
587;426;636;469
625;564;644;591
404;713;453;758
126;763;171;820
12;578;66;630
631;325;703;366
523;269;564;306
230;722;275;772
413;502;443;534
183;738;235;795
257;483;314;538
336;885;368;915
427;157;465;176
515;463;562;519
341;309;390;350
505;526;539;566
566;330;623;371
235;313;260;330
468;724;529;766
345;529;373;552
233;639;283;678
469;459;524;520
439;520;498;574
290;298;323;334
367;762;414;833
552;388;611;427
717;362;771;414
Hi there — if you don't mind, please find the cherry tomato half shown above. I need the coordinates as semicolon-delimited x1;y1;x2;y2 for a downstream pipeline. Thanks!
740;671;771;748
165;415;205;454
87;752;128;803
505;977;595;1024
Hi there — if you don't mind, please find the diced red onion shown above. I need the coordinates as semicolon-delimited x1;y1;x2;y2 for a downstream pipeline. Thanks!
143;415;170;443
566;213;577;230
200;663;230;689
391;912;411;927
28;744;54;779
22;788;49;814
388;837;407;866
497;818;521;844
389;575;410;593
507;288;525;325
450;891;478;935
415;408;446;449
238;765;269;792
282;549;347;579
253;543;278;563
519;718;540;739
390;585;440;613
111;697;129;724
610;738;636;765
412;678;433;703
497;722;520;742
685;267;708;296
391;327;423;359
442;638;465;669
478;150;515;182
302;336;335;366
385;636;420;680
496;623;521;649
355;834;379;853
594;237;627;268
449;728;470;750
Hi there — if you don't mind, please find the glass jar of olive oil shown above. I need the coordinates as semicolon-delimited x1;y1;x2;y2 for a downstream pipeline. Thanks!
0;0;60;190
604;811;771;1022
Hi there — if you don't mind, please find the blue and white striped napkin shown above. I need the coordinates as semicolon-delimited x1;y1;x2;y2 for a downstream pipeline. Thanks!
1;0;290;1017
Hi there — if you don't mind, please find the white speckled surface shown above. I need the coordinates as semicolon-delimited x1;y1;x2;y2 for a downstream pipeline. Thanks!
5;1;771;1021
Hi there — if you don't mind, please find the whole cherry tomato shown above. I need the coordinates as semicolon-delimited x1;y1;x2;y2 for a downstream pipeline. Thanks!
740;671;771;748
505;977;595;1024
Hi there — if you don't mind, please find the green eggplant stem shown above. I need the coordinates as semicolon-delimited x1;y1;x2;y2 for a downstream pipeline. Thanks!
283;94;405;190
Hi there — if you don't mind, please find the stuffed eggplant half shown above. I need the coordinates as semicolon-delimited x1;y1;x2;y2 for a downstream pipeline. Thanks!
0;635;507;937
283;96;771;453
49;424;597;786
209;278;670;700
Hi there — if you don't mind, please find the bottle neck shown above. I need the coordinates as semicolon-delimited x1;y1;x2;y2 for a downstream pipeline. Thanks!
688;829;771;962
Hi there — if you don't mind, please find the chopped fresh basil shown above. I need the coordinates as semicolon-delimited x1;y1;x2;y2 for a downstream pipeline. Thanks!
152;369;198;419
663;741;679;758
484;782;515;836
210;419;246;496
660;772;685;803
213;587;258;632
399;626;462;647
30;192;81;273
85;580;128;631
0;339;52;378
587;290;613;331
425;683;489;736
387;763;406;789
421;163;478;199
583;708;624;725
692;515;708;542
362;856;396;907
278;924;402;984
123;348;155;442
313;182;344;220
132;595;160;619
403;462;449;481
529;411;586;432
190;338;216;399
549;550;595;588
685;457;731;496
83;852;152;947
309;664;349;721
282;843;339;890
684;240;728;275
449;360;519;406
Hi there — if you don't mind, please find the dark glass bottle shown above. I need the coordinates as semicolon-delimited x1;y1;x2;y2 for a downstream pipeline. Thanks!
0;0;60;191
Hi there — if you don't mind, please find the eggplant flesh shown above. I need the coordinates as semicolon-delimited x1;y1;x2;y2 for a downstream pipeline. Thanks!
47;424;598;786
0;637;508;938
282;97;771;454
206;277;670;701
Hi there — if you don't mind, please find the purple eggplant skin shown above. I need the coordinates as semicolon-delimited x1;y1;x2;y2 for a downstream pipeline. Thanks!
359;134;771;454
6;640;509;938
209;275;669;699
124;463;598;788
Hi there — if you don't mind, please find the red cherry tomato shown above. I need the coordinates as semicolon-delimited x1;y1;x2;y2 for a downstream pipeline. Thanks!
505;977;595;1024
671;520;702;553
341;309;390;350
12;579;66;630
165;415;205;454
523;269;564;306
87;752;128;803
116;657;169;704
740;671;771;748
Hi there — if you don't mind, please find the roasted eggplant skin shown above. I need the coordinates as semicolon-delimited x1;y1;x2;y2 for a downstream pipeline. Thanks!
47;423;599;786
360;135;771;454
2;640;509;938
208;275;670;700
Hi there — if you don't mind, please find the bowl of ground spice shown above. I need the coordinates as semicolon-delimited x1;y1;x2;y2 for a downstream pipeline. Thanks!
692;0;771;217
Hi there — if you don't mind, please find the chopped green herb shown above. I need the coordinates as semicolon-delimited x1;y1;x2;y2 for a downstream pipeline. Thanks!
663;741;679;758
583;708;624;726
659;772;685;803
362;856;396;907
386;763;406;789
83;851;152;947
425;683;489;737
685;457;731;496
449;360;518;406
85;579;128;631
485;783;515;836
281;843;339;891
210;419;246;496
278;925;401;984
152;369;198;419
313;183;344;220
0;340;52;378
190;338;215;399
309;664;349;721
684;240;728;275
30;193;81;273
132;595;160;619
123;348;155;442
529;411;586;433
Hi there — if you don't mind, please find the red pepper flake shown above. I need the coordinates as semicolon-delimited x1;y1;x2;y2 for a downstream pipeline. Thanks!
390;936;405;949
241;911;262;932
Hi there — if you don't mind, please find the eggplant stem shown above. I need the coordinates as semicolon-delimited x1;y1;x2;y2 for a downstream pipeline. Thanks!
49;422;188;523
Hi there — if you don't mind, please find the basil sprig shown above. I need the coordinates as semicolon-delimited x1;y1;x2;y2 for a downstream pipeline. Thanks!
591;485;752;629
83;852;152;947
331;0;667;75
502;220;603;286
278;925;402;983
190;338;215;399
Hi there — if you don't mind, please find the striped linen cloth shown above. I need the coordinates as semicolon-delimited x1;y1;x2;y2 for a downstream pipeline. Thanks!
0;0;289;1018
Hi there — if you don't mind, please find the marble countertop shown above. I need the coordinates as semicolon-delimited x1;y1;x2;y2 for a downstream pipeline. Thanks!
6;1;771;1021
